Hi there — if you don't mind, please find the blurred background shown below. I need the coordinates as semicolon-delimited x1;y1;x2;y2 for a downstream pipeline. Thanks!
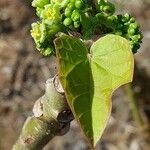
0;0;149;150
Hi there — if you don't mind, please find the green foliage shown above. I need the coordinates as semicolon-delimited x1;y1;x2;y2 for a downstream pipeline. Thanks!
31;0;142;55
55;34;134;147
30;0;143;147
111;14;142;53
96;13;143;53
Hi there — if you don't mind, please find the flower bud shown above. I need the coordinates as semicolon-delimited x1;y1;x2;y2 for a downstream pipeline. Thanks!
63;18;72;26
128;28;135;35
71;10;80;21
32;0;49;8
129;22;139;30
74;21;80;28
65;8;72;17
75;0;83;9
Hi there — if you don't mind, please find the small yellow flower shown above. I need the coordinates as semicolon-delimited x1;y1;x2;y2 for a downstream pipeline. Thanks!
41;4;61;25
45;8;55;19
31;22;41;40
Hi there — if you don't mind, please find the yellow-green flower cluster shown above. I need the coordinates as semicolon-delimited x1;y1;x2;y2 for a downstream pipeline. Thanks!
41;4;61;25
31;22;45;46
31;0;143;56
31;22;53;56
31;0;89;56
31;0;64;56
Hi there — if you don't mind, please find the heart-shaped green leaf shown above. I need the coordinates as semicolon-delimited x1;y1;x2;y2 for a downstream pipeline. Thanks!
55;34;134;147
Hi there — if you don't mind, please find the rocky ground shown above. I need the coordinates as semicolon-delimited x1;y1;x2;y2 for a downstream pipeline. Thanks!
0;0;149;150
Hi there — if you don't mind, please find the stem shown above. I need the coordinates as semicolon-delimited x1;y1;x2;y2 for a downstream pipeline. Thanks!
125;83;144;126
13;76;74;150
88;0;97;11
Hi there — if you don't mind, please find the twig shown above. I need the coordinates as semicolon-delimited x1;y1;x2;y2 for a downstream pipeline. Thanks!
13;76;74;150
